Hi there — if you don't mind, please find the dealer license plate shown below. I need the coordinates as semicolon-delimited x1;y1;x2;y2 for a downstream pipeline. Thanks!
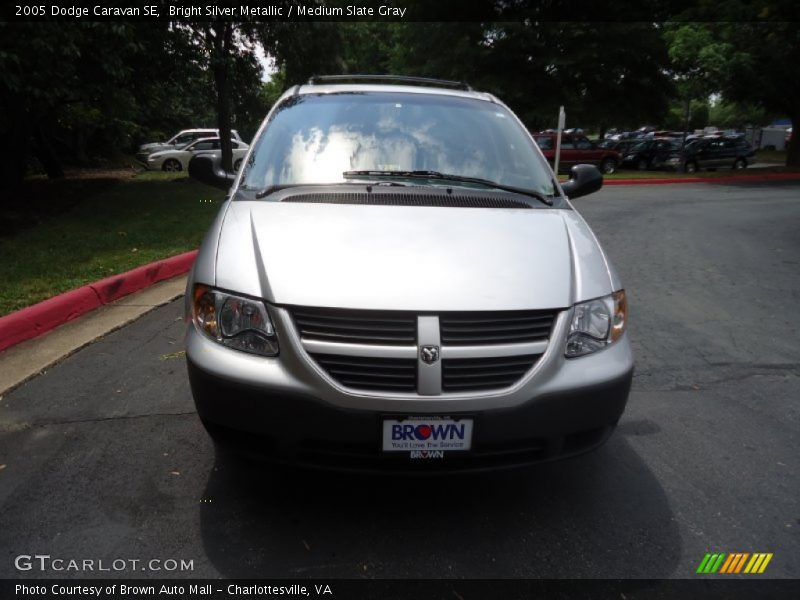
382;417;473;455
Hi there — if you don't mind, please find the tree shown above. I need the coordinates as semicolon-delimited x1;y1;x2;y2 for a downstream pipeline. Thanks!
668;2;800;165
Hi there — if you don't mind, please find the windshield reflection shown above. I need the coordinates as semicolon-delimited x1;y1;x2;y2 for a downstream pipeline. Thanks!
243;92;554;196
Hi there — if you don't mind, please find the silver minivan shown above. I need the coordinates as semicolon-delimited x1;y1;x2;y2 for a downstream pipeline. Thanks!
185;75;633;471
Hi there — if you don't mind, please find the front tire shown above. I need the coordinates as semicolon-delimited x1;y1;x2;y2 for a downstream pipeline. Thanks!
600;158;617;174
162;159;182;172
636;158;648;171
733;158;747;170
234;158;243;171
684;160;698;174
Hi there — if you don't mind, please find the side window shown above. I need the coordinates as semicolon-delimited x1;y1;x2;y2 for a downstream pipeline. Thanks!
534;136;553;150
560;136;575;150
192;141;214;151
575;137;592;150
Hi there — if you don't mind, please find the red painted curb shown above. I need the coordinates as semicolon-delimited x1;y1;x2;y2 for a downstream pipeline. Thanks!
0;250;197;353
604;173;800;186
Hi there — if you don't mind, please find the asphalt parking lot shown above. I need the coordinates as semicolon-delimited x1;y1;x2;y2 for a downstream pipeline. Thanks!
0;182;798;579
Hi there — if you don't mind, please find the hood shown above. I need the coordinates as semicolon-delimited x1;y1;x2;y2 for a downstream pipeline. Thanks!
211;201;614;312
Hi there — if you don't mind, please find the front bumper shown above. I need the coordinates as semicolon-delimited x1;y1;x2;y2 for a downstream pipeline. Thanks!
190;359;631;472
186;306;634;472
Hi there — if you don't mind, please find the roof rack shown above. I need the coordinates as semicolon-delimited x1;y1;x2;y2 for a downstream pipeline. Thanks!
306;74;473;91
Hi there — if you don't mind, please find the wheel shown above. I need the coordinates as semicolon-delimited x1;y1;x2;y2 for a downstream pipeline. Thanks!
637;158;648;171
162;158;182;172
600;158;617;174
234;158;243;171
733;158;747;170
684;160;698;174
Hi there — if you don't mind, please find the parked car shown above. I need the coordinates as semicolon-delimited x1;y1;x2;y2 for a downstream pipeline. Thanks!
136;128;243;163
184;75;633;472
665;136;755;173
605;139;641;155
145;137;249;172
621;138;682;170
533;132;621;174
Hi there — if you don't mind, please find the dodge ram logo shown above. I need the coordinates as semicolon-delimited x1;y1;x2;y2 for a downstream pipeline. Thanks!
420;345;440;364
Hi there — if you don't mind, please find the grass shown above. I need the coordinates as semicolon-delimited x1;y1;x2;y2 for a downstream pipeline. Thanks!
0;171;224;316
755;149;787;163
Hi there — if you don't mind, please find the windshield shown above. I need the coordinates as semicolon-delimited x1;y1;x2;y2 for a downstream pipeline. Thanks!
241;92;555;196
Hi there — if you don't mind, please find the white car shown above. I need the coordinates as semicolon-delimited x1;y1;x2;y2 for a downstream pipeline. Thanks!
136;128;243;163
146;138;249;172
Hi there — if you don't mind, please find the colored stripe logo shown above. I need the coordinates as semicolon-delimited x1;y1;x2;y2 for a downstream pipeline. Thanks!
697;552;773;574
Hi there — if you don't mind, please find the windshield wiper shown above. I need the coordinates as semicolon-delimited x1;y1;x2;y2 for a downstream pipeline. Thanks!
342;170;553;206
251;184;298;199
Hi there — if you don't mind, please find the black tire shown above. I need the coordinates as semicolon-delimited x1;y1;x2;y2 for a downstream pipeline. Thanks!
637;158;648;171
162;158;182;172
234;158;243;171
600;158;617;174
684;160;698;174
733;158;747;170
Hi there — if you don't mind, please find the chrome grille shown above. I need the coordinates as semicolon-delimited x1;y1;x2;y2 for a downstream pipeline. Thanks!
442;355;541;392
312;354;417;392
439;310;557;345
292;307;559;394
292;307;416;346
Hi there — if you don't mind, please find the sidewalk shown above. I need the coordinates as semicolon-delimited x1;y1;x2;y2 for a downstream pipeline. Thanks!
0;275;186;395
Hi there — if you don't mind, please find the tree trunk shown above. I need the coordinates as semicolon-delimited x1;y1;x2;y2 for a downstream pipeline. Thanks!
787;115;799;167
0;95;30;190
211;23;234;173
33;122;64;179
214;63;233;172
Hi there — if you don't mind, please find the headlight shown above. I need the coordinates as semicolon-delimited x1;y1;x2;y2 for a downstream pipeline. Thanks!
192;285;279;356
565;290;627;358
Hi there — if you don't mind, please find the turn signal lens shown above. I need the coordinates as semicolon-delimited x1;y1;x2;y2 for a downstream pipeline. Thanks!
610;290;627;343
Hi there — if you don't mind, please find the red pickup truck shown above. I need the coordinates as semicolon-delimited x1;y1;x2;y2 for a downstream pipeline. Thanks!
533;132;621;174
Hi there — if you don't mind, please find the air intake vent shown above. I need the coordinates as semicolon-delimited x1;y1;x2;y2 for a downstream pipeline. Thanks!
442;355;541;392
312;354;417;392
439;310;557;346
282;193;531;209
292;307;417;346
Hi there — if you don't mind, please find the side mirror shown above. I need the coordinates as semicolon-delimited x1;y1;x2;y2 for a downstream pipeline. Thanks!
560;164;603;199
188;155;235;191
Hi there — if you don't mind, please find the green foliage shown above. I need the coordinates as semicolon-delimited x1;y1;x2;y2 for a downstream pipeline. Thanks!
663;99;710;131
709;100;776;129
0;173;223;315
665;1;800;164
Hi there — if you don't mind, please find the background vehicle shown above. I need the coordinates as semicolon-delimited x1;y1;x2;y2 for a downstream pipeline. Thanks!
136;128;243;163
185;75;632;472
534;132;621;174
666;136;755;173
622;138;681;170
146;137;248;171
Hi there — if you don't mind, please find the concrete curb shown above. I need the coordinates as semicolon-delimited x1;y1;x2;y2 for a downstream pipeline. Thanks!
604;172;800;186
0;250;197;353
